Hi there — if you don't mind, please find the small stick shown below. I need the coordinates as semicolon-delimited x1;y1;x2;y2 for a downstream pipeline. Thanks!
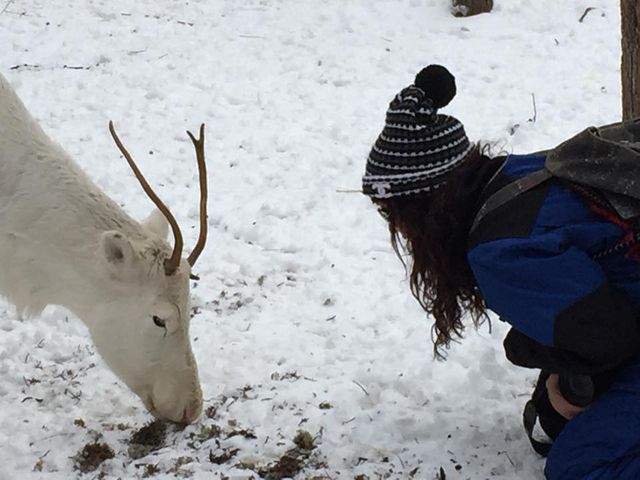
579;7;596;23
529;93;537;123
10;63;41;71
352;380;369;396
0;0;14;14
63;65;90;70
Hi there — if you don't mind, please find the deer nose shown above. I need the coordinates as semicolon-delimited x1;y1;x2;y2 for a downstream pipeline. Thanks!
180;398;202;424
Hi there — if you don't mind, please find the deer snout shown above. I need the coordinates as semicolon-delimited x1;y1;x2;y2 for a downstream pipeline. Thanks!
149;381;203;424
148;393;202;424
181;397;203;424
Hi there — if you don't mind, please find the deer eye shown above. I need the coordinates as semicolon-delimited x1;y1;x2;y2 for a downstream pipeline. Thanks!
152;316;166;328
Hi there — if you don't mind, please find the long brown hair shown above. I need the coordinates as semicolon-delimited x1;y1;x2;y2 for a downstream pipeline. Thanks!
375;144;494;358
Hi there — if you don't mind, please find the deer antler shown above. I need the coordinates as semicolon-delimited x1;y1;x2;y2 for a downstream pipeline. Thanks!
108;121;184;276
186;124;208;268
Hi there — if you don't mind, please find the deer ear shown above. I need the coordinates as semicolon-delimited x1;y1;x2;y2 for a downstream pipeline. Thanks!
100;231;136;272
142;209;169;241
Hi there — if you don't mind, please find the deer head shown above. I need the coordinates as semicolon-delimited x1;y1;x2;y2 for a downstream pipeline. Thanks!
87;122;209;424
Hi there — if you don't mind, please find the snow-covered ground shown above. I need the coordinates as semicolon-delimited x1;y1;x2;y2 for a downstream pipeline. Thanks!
0;1;622;478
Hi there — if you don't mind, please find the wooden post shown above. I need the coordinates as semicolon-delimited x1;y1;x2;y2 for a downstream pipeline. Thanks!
622;0;640;120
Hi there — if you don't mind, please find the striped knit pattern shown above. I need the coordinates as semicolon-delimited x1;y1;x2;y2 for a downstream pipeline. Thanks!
362;85;472;198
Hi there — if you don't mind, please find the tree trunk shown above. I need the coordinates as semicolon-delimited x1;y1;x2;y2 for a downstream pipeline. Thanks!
622;0;640;120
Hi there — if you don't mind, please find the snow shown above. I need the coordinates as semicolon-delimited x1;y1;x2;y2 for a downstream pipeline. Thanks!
0;0;622;478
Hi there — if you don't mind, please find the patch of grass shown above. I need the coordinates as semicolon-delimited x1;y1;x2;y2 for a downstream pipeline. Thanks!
205;405;218;419
167;456;194;477
235;459;258;470
33;458;44;472
258;453;304;480
270;371;300;381
187;424;222;449
141;463;161;478
257;430;317;480
73;442;115;473
226;428;257;440
209;447;239;465
293;430;315;451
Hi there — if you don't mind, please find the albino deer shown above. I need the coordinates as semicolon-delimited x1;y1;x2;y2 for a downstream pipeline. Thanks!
0;72;208;424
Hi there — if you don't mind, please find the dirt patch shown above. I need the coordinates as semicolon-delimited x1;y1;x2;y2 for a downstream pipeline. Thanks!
128;420;168;459
167;456;194;477
209;447;239;465
257;430;317;480
226;427;257;440
135;463;161;478
293;431;314;450
73;442;115;473
258;454;304;480
187;424;222;449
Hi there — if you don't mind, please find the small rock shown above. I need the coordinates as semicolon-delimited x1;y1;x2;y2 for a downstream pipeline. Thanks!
451;0;493;17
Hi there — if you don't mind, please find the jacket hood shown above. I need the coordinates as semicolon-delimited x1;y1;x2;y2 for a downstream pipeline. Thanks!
547;119;640;219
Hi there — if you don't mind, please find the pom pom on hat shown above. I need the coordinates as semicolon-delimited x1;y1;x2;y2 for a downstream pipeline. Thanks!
414;65;457;109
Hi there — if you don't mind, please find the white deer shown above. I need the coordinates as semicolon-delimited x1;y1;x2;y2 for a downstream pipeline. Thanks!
0;72;208;424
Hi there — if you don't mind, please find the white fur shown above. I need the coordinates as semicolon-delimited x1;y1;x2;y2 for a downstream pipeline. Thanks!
0;73;202;423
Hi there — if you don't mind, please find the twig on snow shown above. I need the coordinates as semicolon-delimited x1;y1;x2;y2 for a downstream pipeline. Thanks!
352;380;369;396
11;63;96;72
10;63;41;71
21;396;43;403
498;450;516;468
0;0;14;15
579;7;596;23
63;64;90;70
127;48;147;56
528;93;537;123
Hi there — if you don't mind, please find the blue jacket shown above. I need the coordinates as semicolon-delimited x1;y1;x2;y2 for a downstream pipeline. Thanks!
467;153;640;375
465;149;640;480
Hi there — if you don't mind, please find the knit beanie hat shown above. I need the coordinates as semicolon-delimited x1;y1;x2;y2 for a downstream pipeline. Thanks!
362;65;472;199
